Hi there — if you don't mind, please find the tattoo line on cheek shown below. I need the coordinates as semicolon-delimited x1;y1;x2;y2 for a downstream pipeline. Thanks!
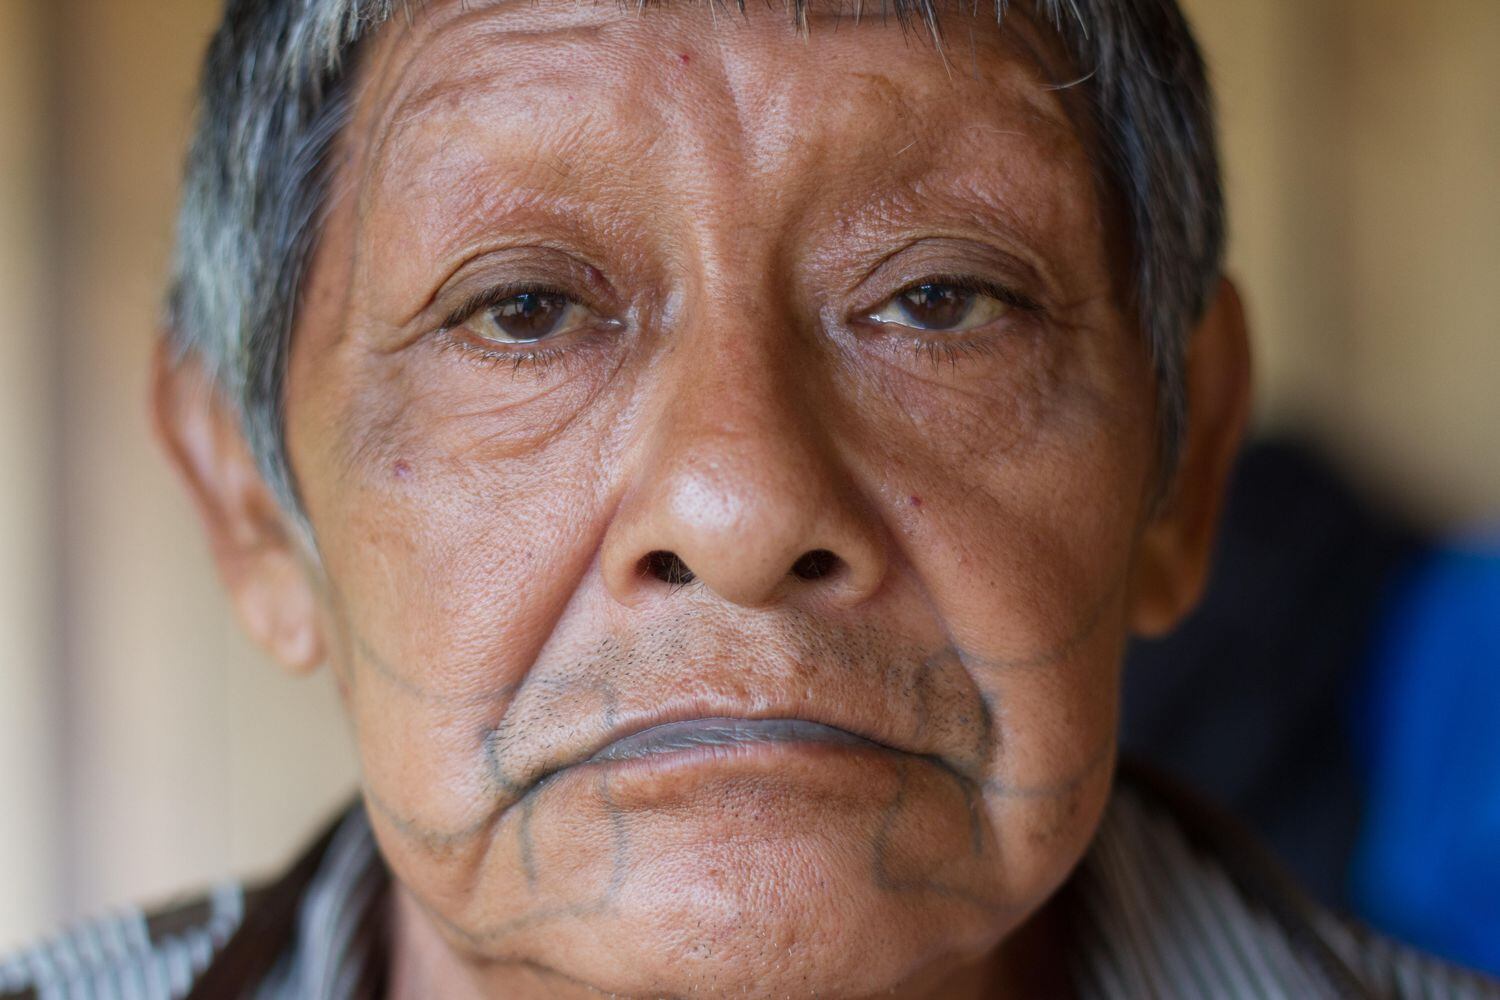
364;782;501;852
482;672;623;798
917;646;999;777
906;641;1113;801
927;569;1125;799
328;583;518;707
517;794;538;892
957;574;1119;674
362;659;629;852
354;629;519;706
979;736;1114;799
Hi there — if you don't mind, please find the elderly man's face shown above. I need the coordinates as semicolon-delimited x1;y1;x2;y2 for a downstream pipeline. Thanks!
160;1;1247;996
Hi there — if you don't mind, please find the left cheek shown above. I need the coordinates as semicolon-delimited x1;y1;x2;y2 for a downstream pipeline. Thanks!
860;354;1151;781
880;385;1147;627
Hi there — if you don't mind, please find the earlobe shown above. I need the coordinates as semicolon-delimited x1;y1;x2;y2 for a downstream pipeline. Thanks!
150;338;327;675
1127;278;1253;638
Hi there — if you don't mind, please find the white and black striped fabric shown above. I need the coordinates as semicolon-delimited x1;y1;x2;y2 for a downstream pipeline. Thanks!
3;768;1496;999
250;809;387;1000
1069;778;1499;998
0;882;246;999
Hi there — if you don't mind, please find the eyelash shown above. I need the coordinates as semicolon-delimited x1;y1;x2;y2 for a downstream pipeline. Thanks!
910;336;1002;369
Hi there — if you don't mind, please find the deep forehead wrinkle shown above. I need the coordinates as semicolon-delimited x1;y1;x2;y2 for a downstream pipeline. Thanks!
363;43;1088;246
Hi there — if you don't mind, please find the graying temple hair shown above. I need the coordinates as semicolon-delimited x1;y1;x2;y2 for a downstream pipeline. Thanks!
168;0;1223;517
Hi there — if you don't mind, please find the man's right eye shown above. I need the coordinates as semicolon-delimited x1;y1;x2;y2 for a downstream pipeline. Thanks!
465;290;596;345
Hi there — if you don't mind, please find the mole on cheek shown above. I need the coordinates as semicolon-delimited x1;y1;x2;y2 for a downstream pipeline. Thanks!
908;496;923;508
392;459;413;481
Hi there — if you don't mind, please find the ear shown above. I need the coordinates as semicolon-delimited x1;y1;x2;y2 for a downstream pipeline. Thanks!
1126;278;1253;637
150;339;326;674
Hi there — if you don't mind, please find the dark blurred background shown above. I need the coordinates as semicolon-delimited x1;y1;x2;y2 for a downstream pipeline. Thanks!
0;0;1495;976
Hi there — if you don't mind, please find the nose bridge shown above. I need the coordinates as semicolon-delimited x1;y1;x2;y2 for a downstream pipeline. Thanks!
663;184;835;475
602;282;886;609
664;298;821;500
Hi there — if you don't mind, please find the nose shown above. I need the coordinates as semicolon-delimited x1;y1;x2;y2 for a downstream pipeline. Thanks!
600;322;887;610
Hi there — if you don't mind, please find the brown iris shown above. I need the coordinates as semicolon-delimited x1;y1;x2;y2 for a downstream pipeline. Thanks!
486;291;574;343
897;284;976;330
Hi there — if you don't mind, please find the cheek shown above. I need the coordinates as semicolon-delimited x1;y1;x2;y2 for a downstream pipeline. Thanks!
843;323;1153;783
302;347;621;661
888;320;1148;598
291;356;628;842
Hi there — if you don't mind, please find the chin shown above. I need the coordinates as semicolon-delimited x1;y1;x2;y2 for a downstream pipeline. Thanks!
502;826;1020;1000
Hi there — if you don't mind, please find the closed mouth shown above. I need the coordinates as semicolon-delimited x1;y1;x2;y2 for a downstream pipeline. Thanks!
584;717;882;764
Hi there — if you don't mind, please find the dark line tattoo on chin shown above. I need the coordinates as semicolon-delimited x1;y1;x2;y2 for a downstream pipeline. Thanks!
870;760;1016;917
870;743;1113;913
415;769;635;952
980;737;1114;800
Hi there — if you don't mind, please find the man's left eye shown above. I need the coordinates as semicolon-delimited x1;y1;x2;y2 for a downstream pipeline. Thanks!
866;282;1011;333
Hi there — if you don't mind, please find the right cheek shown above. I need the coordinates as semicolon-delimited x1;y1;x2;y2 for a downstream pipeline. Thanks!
311;477;603;823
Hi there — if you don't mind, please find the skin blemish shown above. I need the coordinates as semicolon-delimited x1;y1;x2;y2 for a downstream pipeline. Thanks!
392;459;413;480
678;52;691;66
909;495;923;507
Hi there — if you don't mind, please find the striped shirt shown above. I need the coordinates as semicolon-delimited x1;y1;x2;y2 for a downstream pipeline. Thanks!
4;764;1496;999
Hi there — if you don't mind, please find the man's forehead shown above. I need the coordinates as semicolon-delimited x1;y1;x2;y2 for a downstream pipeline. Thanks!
351;0;1081;160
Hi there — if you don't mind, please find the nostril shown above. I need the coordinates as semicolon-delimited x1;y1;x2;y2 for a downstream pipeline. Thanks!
791;549;842;582
640;550;696;587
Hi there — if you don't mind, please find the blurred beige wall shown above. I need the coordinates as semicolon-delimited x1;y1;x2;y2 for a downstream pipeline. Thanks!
1186;0;1500;524
0;0;1496;950
0;0;358;951
0;0;63;947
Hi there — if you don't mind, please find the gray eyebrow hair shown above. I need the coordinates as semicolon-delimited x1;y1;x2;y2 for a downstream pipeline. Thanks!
167;0;1221;528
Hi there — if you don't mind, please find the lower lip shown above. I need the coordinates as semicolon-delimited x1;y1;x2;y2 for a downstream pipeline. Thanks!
563;719;920;810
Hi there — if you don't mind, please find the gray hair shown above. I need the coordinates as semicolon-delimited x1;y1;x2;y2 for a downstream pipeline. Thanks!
168;0;1223;517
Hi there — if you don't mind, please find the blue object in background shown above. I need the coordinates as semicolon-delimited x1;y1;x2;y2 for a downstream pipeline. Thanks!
1350;539;1500;976
1124;441;1500;977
